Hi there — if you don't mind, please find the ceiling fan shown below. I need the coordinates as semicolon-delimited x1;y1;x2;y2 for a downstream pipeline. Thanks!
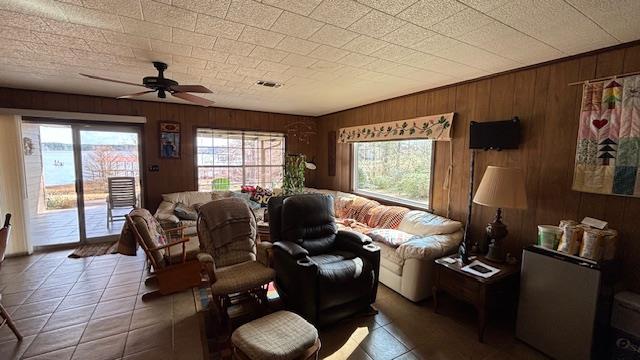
80;61;214;107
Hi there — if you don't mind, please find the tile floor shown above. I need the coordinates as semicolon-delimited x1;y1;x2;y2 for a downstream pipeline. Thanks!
0;250;547;360
0;250;202;360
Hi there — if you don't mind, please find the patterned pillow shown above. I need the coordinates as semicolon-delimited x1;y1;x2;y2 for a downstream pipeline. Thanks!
251;186;273;207
344;197;380;224
174;202;197;220
334;195;355;218
367;205;410;229
366;229;414;248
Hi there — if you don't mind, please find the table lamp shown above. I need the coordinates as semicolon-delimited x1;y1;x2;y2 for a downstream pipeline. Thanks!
473;166;527;262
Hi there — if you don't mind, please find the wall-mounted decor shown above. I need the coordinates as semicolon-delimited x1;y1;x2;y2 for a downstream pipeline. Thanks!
160;122;180;159
23;137;33;156
337;112;454;143
573;75;640;197
328;131;336;177
286;121;316;144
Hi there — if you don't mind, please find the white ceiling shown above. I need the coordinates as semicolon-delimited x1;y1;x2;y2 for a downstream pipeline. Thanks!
0;0;638;116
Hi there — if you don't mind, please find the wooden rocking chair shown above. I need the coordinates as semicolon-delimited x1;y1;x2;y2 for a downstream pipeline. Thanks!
0;214;22;341
125;209;202;300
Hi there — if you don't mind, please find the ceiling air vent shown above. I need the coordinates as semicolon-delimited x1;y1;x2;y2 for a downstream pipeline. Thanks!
256;80;283;88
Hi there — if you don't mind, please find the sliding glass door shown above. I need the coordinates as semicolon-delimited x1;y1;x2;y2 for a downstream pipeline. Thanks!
22;120;142;248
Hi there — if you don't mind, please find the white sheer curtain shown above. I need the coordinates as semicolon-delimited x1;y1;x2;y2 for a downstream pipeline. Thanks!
0;114;31;255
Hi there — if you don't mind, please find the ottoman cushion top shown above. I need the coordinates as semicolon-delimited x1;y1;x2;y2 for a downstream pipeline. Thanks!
232;311;318;360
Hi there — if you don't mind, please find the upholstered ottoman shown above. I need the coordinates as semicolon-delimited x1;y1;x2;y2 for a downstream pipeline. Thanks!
231;311;321;360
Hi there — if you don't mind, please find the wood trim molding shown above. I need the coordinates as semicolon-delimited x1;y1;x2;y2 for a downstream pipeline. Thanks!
0;108;146;123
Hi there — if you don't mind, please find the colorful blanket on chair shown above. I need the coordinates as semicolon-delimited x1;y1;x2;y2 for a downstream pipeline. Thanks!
573;75;640;197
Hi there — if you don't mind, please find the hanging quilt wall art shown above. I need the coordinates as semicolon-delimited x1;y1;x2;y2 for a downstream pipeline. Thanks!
573;75;640;197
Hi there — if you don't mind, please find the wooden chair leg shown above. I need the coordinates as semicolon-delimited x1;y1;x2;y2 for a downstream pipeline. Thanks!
0;302;22;341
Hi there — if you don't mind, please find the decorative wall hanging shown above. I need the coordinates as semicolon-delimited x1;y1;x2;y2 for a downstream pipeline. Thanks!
337;112;454;143
573;75;640;197
286;121;316;144
160;122;180;159
23;137;33;156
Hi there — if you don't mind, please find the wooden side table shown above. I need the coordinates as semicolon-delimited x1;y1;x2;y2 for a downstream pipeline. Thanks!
432;255;519;342
257;221;270;243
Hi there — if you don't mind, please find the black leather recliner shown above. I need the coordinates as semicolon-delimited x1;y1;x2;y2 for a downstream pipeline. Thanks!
269;194;380;326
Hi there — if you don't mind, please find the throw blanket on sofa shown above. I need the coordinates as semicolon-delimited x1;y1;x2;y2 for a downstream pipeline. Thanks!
198;198;257;250
367;206;409;229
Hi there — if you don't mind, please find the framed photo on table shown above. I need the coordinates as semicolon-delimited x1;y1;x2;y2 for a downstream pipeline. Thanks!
160;122;180;159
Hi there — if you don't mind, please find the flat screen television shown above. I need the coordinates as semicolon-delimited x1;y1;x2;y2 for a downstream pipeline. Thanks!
469;117;520;150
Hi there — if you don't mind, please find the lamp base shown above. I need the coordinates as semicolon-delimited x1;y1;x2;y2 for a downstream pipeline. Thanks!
485;239;505;263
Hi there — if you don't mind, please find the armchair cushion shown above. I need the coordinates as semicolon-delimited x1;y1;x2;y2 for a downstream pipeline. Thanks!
211;261;275;295
128;209;167;267
366;229;414;248
398;210;462;236
316;256;374;311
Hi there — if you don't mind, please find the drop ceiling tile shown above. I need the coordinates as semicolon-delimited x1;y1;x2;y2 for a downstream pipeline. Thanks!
337;52;376;67
81;0;143;19
226;54;262;67
0;10;51;31
342;35;387;55
566;0;640;42
102;30;151;50
71;49;118;63
270;11;324;39
398;0;466;29
262;71;293;82
25;42;76;58
410;34;461;54
239;26;285;48
275;36;320;55
437;42;520;72
0;38;32;52
54;2;124;31
216;71;246;82
35;32;91;50
371;43;417;61
172;0;231;19
256;60;289;72
0;0;67;21
308;44;349;62
172;28;217;49
236;66;266;78
281;53;317;67
308;24;358;47
361;58;396;72
356;0;419;15
140;0;197;31
89;41;135;57
43;19;107;42
0;25;42;43
173;55;208;69
214;38;256;56
192;47;230;62
488;0;617;54
348;9;406;38
380;23;436;48
308;60;343;71
248;45;289;61
120;17;171;42
458;0;513;13
429;7;493;37
205;60;234;73
226;0;283;30
310;0;372;28
132;48;173;64
188;66;217;77
195;14;245;40
262;0;322;16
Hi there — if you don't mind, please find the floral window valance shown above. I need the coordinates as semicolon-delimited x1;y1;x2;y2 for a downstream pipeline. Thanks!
337;112;454;143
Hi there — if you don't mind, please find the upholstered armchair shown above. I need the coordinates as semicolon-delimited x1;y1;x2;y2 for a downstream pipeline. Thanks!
196;197;275;327
269;194;380;326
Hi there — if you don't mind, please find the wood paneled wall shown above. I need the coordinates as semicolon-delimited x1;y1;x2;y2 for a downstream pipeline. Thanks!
0;88;317;211
315;44;640;292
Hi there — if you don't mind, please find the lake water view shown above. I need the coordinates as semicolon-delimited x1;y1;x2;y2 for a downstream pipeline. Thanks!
42;149;139;186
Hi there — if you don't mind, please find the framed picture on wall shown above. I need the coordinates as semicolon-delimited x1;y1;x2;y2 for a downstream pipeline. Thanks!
160;122;180;159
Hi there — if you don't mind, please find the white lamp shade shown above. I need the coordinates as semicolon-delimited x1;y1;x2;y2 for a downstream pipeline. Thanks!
473;166;527;209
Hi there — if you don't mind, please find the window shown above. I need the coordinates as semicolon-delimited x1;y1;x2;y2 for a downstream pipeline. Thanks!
353;139;434;208
196;129;285;191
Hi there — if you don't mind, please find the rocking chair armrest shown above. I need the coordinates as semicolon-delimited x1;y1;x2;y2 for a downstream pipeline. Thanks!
150;237;191;251
163;225;189;233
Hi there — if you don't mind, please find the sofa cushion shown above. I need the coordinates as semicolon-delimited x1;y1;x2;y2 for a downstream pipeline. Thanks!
397;210;462;236
366;228;414;247
344;196;380;224
366;205;410;229
162;191;212;206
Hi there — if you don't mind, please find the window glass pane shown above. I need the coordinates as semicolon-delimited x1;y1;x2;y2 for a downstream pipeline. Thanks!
354;139;432;207
196;129;285;191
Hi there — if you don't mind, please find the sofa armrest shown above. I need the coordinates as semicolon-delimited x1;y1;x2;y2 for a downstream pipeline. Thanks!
155;201;179;223
273;241;309;260
397;230;463;261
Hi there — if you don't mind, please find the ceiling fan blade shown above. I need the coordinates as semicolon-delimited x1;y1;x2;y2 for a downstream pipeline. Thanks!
169;85;212;93
80;73;145;88
172;92;215;107
117;90;156;99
